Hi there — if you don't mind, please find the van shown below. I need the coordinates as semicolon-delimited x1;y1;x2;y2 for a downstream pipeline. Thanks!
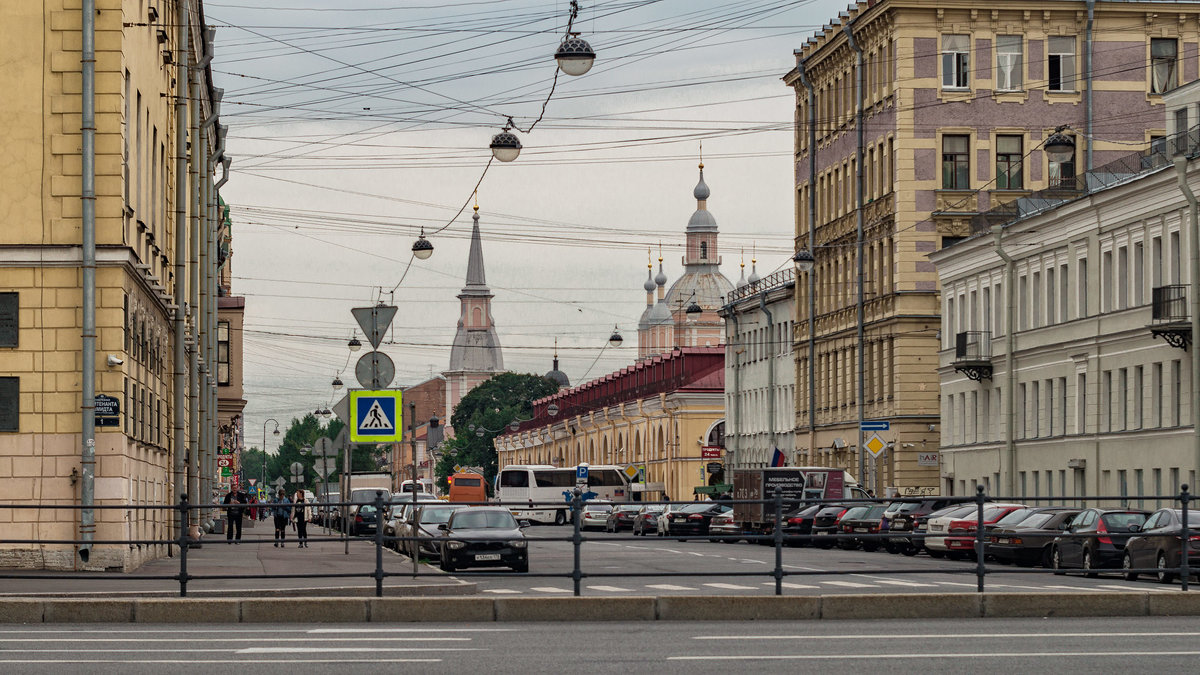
447;472;487;504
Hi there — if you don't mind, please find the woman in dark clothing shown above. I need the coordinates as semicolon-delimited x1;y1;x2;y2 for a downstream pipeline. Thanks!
272;489;292;548
292;489;309;548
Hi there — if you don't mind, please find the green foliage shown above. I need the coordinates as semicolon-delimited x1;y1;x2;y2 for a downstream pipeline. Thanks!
244;415;383;492
434;372;558;494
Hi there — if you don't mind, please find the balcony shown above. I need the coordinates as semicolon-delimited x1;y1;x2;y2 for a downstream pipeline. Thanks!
1150;284;1191;350
952;331;992;381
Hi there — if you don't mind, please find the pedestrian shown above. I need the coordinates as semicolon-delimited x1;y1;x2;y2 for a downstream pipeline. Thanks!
248;494;258;521
222;485;246;544
272;489;292;548
292;489;309;548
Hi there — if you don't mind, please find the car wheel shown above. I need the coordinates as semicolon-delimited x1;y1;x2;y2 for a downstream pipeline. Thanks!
884;542;899;554
927;549;945;559
862;542;879;553
440;558;455;573
1157;552;1177;584
1082;549;1098;578
513;561;528;574
1051;547;1065;575
1123;552;1139;581
901;544;918;557
946;551;965;561
1040;547;1054;569
554;511;566;527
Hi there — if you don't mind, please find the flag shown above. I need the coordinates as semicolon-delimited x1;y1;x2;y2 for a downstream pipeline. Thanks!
770;448;786;467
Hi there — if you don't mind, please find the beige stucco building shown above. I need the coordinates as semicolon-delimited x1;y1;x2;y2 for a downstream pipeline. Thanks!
0;0;230;570
786;0;1196;496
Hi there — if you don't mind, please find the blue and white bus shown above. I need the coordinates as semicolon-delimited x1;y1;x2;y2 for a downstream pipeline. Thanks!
495;464;631;525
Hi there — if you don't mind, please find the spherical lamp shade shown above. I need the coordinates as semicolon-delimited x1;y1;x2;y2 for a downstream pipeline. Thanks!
412;231;434;260
686;301;703;314
547;403;560;417
555;36;596;77
490;131;522;162
793;249;815;274
509;421;520;431
331;376;344;391
608;327;623;348
348;336;362;352
1043;131;1076;164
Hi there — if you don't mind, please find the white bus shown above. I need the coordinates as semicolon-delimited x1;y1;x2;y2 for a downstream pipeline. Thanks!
496;464;632;525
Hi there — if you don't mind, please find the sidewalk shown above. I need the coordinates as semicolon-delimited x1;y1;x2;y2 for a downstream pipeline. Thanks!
0;520;474;598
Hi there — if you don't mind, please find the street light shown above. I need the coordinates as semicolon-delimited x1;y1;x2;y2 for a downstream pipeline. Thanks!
331;375;343;391
793;249;815;273
412;228;434;260
347;336;362;352
490;127;522;163
261;418;280;491
608;325;623;347
1044;126;1076;163
556;34;596;76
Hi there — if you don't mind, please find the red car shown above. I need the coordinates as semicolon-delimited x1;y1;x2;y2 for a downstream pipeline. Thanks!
924;504;1025;559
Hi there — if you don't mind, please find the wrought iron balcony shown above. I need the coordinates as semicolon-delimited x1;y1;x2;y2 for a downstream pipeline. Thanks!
952;331;992;381
1151;284;1191;349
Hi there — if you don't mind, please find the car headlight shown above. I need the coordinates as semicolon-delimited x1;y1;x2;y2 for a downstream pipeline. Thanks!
446;541;465;550
509;540;527;548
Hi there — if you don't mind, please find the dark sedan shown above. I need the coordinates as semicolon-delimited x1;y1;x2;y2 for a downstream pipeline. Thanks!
838;504;888;551
782;503;824;546
811;504;857;549
632;504;665;536
883;499;953;554
605;504;643;533
1123;508;1200;583
1052;508;1149;576
438;507;529;573
663;503;732;539
988;507;1079;567
351;504;383;536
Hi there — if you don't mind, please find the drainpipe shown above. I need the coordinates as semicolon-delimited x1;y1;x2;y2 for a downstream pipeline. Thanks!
188;35;201;537
1173;157;1200;483
728;311;742;467
993;226;1017;498
760;293;776;463
174;0;190;536
796;54;818;466
79;0;97;565
1085;0;1095;172
844;22;867;486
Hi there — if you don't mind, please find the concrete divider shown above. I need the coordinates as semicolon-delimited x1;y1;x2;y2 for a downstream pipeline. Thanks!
821;593;980;620
983;592;1148;617
43;599;135;622
370;597;495;622
0;600;44;623
494;596;655;622
239;597;369;623
135;599;240;623
1146;591;1200;616
657;595;819;621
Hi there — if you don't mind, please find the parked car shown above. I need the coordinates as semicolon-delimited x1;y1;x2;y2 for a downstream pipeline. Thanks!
384;495;444;547
398;503;468;560
924;504;1025;560
579;502;613;531
632;505;665;536
781;503;825;546
811;504;858;549
604;505;642;533
883;499;954;554
662;503;732;540
987;507;1080;567
709;510;740;543
1052;508;1150;576
320;492;341;528
1123;508;1200;583
437;506;529;573
911;504;973;556
838;504;889;551
351;503;383;536
656;503;683;536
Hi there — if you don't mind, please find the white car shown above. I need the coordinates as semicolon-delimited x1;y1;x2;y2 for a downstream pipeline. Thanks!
579;502;613;530
924;503;1024;558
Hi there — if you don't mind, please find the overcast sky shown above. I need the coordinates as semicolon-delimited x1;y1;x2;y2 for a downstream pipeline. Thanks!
207;0;851;451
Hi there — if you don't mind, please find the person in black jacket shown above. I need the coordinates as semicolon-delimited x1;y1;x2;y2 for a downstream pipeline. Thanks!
223;487;246;543
271;489;292;548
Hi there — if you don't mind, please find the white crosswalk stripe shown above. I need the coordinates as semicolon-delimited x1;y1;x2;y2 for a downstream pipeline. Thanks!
704;583;758;590
481;589;521;594
646;584;696;591
761;582;819;589
1096;584;1174;592
586;585;633;592
820;580;876;588
874;579;938;587
530;587;573;593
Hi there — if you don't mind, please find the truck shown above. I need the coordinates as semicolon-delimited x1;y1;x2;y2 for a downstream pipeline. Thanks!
731;467;871;537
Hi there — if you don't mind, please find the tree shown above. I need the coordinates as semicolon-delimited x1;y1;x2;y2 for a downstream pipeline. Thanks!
434;372;559;494
248;415;383;493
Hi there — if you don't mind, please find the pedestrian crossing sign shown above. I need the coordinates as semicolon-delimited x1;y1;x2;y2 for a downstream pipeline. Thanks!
349;390;403;443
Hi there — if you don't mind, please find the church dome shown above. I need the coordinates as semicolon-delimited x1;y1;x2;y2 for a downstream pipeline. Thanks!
665;270;733;314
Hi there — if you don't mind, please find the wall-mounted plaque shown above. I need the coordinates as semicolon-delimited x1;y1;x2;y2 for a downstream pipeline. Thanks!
0;377;17;432
0;293;17;348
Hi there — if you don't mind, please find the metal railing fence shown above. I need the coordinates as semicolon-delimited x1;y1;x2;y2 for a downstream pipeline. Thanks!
0;486;1194;597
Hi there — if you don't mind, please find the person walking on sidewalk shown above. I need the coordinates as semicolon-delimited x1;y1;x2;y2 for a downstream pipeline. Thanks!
292;489;309;548
271;489;292;548
223;486;247;543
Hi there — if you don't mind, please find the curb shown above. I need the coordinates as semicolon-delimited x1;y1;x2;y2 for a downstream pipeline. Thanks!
5;592;1200;623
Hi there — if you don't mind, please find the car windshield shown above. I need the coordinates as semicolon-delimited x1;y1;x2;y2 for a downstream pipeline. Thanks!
640;505;665;514
419;506;462;525
840;506;869;520
938;505;978;520
616;506;641;514
680;503;716;514
887;502;921;514
860;505;887;518
351;490;390;503
1015;512;1055;529
994;508;1033;526
450;510;518;530
1101;512;1148;531
583;504;612;513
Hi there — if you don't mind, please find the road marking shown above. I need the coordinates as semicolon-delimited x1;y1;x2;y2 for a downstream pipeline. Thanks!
782;564;823;571
819;580;876;588
482;589;522;594
872;579;938;587
646;584;696;591
668;651;1200;661
587;585;633;592
693;632;1200;640
0;638;475;643
703;583;758;590
1095;584;1173;592
932;581;979;587
0;660;442;665
530;586;573;593
1041;584;1108;591
735;559;767;564
237;648;482;654
308;628;515;633
760;582;819;589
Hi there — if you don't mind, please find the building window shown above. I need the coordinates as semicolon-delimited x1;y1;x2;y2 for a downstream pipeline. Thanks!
996;35;1023;91
218;321;231;386
1049;137;1076;188
995;135;1023;189
941;34;969;89
1048;36;1076;92
1151;38;1178;94
699;241;708;260
941;134;970;189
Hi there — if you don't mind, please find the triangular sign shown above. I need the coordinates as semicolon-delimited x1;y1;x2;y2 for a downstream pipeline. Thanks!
360;400;394;430
351;305;397;351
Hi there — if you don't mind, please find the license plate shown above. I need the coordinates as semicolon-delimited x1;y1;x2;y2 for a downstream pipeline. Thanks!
475;554;501;561
998;538;1010;544
854;527;867;533
816;531;828;535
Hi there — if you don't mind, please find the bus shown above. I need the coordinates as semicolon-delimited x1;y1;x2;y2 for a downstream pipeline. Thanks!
495;464;631;525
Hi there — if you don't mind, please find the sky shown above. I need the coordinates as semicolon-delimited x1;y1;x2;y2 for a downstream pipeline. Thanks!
206;0;853;452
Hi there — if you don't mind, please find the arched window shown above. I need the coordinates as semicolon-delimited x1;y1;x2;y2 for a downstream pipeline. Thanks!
700;241;708;259
472;307;482;325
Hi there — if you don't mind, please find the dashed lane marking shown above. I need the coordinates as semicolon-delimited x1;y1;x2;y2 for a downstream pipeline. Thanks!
819;580;876;588
481;589;522;594
703;583;758;590
586;585;633;592
645;584;697;591
760;582;820;589
530;586;573;593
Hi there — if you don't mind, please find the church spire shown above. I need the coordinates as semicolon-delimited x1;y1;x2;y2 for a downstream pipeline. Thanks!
447;202;503;373
465;204;487;289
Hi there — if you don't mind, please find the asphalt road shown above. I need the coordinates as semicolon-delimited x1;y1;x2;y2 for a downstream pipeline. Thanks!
2;618;1198;673
433;524;1193;596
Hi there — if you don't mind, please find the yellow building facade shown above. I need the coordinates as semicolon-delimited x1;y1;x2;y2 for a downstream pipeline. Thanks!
0;0;227;570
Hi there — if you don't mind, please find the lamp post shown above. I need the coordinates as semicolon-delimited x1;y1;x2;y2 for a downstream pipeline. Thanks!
261;418;279;493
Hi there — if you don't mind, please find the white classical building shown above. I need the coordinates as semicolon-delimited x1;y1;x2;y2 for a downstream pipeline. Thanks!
930;82;1200;503
718;267;796;468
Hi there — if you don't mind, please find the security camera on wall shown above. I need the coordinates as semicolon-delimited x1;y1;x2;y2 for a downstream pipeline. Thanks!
106;354;124;367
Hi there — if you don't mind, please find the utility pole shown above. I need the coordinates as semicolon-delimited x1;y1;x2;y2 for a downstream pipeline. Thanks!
409;402;418;577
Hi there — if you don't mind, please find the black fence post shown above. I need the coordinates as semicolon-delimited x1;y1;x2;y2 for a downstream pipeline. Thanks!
571;487;583;597
374;490;385;598
975;485;986;593
773;488;784;596
177;494;189;598
1181;484;1191;593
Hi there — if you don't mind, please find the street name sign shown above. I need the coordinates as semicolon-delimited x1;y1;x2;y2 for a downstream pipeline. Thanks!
349;390;403;443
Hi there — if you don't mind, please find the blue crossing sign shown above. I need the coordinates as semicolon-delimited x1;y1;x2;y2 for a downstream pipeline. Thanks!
349;390;403;443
